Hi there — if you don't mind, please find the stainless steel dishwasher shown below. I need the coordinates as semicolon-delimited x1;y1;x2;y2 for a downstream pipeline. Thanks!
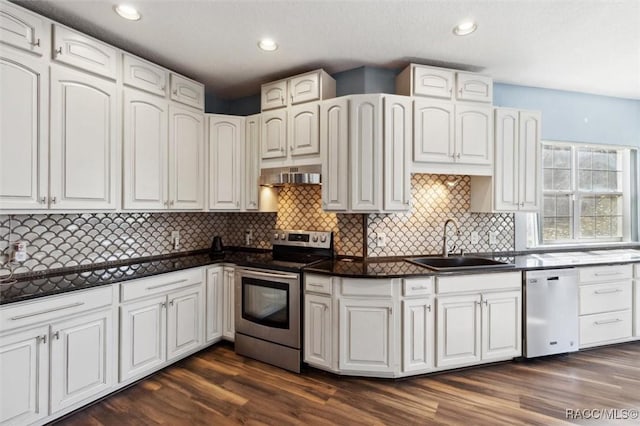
524;268;579;358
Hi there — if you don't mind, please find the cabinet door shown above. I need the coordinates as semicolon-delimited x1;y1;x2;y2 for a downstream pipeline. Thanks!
52;25;117;79
167;286;203;361
518;111;541;211
339;298;396;373
635;280;640;338
206;267;224;342
493;108;520;211
304;294;332;369
455;73;493;103
402;298;434;373
50;309;114;413
119;296;166;382
349;95;382;212
320;98;349;211
169;74;204;110
289;71;320;105
413;99;454;163
123;89;168;210
244;114;261;210
49;65;117;210
0;50;48;209
383;96;411;211
0;326;49;425
288;102;320;156
412;66;453;99
169;104;205;210
481;291;521;361
260;109;287;159
208;115;243;210
0;1;47;55
436;294;481;368
455;104;493;165
222;268;235;341
261;80;287;110
123;54;168;97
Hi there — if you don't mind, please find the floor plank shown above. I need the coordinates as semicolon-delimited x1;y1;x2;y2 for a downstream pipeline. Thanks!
56;341;640;425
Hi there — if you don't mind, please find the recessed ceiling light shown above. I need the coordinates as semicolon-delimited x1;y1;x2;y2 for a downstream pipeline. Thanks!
258;38;278;52
453;20;477;36
114;4;141;21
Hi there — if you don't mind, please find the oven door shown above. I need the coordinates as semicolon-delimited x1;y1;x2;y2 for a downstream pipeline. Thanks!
234;268;300;349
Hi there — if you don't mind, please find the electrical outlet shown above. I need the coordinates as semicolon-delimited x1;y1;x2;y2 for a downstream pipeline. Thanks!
171;230;180;250
245;229;253;246
471;231;480;245
489;231;498;245
376;233;386;248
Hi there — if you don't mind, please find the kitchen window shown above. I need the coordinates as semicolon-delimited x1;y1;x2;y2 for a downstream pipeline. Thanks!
526;141;637;246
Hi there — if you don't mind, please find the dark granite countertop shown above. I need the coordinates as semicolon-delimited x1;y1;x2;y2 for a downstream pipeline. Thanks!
0;248;271;306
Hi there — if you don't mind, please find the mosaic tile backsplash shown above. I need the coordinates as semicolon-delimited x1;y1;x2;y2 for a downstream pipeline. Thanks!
1;175;513;276
367;174;515;257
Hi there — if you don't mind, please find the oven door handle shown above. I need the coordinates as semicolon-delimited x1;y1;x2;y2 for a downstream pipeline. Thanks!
239;269;299;280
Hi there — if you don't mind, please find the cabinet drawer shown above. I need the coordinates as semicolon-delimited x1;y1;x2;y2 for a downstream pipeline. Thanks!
52;24;118;79
170;73;204;109
580;310;632;346
578;264;632;283
403;278;433;296
579;281;632;315
261;80;287;110
0;285;114;331
455;72;492;103
305;274;332;295
341;278;393;297
413;66;453;99
123;54;168;96
436;271;521;294
120;268;203;302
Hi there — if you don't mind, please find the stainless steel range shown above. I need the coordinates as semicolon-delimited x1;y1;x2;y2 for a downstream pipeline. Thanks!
234;229;333;373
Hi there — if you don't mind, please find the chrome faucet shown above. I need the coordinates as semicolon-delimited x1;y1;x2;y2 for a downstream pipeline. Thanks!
442;218;460;257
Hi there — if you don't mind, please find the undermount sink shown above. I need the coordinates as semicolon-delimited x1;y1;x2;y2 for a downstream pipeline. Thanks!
406;256;514;271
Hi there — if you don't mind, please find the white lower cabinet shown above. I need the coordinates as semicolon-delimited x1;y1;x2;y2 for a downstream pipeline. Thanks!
205;266;224;342
402;297;435;372
481;291;522;361
339;298;396;374
436;293;482;367
304;294;332;369
222;267;235;341
635;264;640;337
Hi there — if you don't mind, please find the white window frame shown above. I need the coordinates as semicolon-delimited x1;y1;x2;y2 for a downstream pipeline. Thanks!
519;141;638;249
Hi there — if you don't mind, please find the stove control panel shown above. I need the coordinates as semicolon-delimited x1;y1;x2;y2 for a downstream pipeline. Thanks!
271;230;333;249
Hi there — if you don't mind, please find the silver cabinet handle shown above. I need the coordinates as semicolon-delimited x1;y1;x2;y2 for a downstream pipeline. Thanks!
32;38;41;47
483;300;488;306
53;331;60;340
389;307;393;315
236;201;240;208
456;153;461;159
161;302;167;309
290;145;294;151
11;302;84;320
594;318;622;325
240;269;298;280
146;279;188;290
427;305;432;312
169;300;174;306
161;85;166;91
307;283;324;287
410;286;428;291
594;288;623;295
37;334;47;344
324;305;328;311
280;96;285;103
50;196;57;204
280;147;285;152
170;200;174;207
39;196;47;204
594;271;623;277
55;46;62;55
173;89;178;95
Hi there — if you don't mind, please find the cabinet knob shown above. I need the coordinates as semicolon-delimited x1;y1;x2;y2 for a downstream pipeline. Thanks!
32;38;41;48
55;46;62;55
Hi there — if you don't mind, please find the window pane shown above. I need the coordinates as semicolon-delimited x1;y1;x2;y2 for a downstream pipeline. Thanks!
612;216;623;238
543;217;556;241
578;170;592;191
592;171;609;191
595;216;611;237
553;169;571;190
608;151;619;171
553;147;571;168
580;197;595;216
543;169;553;190
595;196;611;215
580;217;595;238
556;195;571;216
592;150;608;170
543;195;556;216
542;146;554;168
556;218;572;239
578;150;592;169
608;171;621;191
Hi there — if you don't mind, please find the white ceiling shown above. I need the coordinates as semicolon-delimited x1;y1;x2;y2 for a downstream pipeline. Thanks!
14;0;640;100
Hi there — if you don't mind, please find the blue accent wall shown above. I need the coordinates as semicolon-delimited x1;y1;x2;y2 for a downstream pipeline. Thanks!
494;83;640;147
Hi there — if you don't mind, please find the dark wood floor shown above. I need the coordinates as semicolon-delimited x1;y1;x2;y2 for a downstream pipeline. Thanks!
57;341;640;425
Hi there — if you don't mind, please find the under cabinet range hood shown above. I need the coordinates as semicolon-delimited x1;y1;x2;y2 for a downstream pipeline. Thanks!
260;165;321;186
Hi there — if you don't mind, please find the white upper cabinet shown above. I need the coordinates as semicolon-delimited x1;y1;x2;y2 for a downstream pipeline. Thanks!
123;88;168;210
208;115;244;210
0;49;48;210
170;73;204;110
0;1;48;56
518;111;541;210
169;104;205;210
260;109;287;159
49;65;118;210
455;104;493;165
456;72;493;103
413;99;454;163
383;95;411;211
261;80;287;110
397;64;492;103
52;25;118;80
492;108;520;211
261;69;335;111
244;114;261;210
123;53;168;97
320;97;349;211
289;102;320;156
